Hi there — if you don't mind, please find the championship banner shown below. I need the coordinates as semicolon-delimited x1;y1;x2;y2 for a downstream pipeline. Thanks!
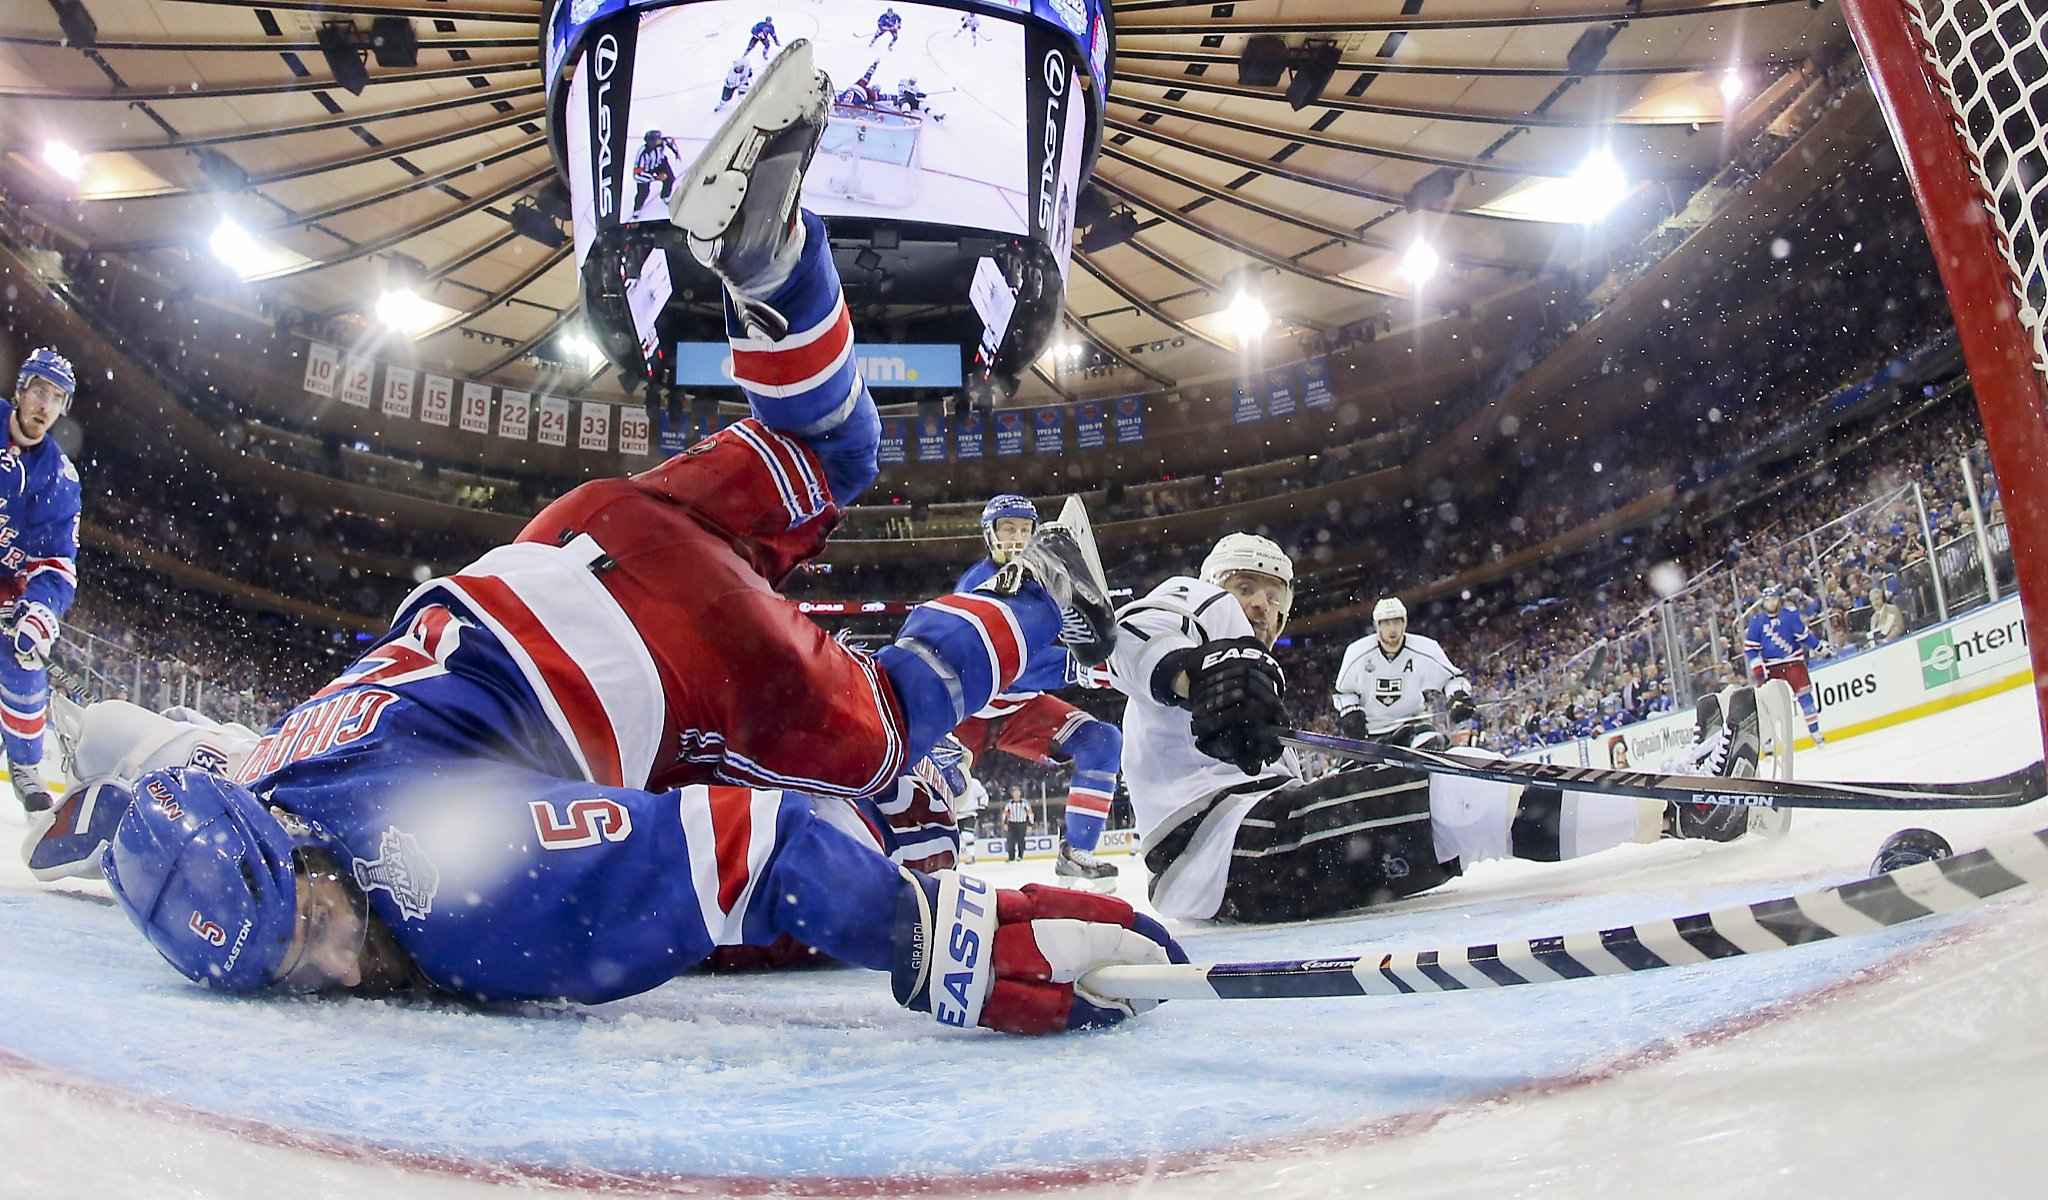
1264;365;1297;418
916;413;949;462
994;410;1027;458
955;411;986;460
657;409;691;455
459;382;493;434
420;374;454;427
380;367;416;419
878;417;908;465
538;395;571;447
1075;400;1106;450
1302;356;1334;409
578;401;611;451
619;406;650;455
1114;395;1146;443
1233;378;1262;424
497;390;533;440
338;356;375;409
302;342;340;398
1033;407;1064;454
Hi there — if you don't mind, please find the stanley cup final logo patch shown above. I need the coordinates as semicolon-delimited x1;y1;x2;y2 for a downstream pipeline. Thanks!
352;826;440;921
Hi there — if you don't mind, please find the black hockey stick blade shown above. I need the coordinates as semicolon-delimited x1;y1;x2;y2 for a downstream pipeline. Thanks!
1279;729;2046;812
1082;823;2048;1003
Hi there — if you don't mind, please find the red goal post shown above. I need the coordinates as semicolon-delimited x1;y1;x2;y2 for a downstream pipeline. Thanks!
1840;0;2048;752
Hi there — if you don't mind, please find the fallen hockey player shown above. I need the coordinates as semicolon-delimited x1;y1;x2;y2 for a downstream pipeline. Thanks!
42;42;1181;1034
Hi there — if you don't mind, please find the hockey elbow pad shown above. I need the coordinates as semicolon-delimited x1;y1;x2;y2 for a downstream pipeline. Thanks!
1185;637;1288;775
890;868;1184;1035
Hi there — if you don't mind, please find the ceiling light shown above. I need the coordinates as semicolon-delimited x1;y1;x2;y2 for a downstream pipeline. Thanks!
1567;151;1628;222
375;287;440;337
1720;68;1745;103
210;219;260;268
1400;241;1440;285
561;333;606;370
1225;291;1269;341
41;141;84;181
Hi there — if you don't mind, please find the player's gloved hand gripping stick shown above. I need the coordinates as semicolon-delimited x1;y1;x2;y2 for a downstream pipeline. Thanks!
892;869;1186;1034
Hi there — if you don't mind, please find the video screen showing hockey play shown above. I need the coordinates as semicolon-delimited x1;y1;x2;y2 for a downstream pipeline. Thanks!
615;1;1029;232
6;0;2048;1196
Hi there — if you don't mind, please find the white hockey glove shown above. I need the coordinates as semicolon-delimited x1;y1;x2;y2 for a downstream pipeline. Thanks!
9;602;57;670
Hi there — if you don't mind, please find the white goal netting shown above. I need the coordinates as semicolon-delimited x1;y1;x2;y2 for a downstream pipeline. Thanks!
1905;0;2048;387
817;104;924;209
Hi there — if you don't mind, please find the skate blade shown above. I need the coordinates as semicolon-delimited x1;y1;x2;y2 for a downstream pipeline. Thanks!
670;40;827;245
1053;874;1119;895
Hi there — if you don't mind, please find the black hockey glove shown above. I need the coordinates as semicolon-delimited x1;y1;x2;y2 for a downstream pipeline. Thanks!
1447;693;1479;726
1182;637;1287;775
1337;709;1369;741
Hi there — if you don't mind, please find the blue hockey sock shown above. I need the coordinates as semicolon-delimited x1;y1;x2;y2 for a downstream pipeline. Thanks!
1055;718;1120;852
876;586;1062;762
724;209;880;505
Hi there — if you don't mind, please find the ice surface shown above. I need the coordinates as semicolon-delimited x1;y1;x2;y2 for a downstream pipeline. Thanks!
1;687;2041;1197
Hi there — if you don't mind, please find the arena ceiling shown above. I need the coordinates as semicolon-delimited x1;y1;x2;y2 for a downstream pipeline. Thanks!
0;0;1855;402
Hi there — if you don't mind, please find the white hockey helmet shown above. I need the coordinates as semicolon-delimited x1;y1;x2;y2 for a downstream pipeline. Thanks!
1200;532;1293;590
1372;597;1407;623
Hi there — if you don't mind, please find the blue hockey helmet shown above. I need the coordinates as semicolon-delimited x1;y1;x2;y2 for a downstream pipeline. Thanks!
103;767;335;992
15;347;76;408
979;494;1038;563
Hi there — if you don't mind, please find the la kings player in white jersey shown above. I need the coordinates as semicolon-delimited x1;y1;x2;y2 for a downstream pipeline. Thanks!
1108;534;1771;923
1333;597;1476;749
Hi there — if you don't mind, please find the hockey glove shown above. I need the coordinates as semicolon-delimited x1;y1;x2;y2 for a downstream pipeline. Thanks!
1447;692;1479;726
22;778;130;882
9;602;57;670
892;869;1185;1035
1183;637;1287;775
1337;709;1369;741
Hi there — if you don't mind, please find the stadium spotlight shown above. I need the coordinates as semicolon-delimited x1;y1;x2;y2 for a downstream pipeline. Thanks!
1400;240;1440;286
317;20;372;95
1720;68;1745;103
1567;151;1628;221
41;141;84;181
1225;290;1269;341
375;287;439;336
209;218;261;270
561;333;606;370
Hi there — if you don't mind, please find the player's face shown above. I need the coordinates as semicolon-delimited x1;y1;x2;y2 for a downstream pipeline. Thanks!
1762;594;1782;614
1377;617;1406;653
988;516;1035;563
274;847;372;993
13;376;66;439
1222;570;1291;647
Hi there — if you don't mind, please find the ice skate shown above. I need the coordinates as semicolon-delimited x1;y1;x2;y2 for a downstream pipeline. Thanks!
981;497;1116;667
8;757;51;814
1669;687;1760;842
670;39;831;338
1054;840;1119;893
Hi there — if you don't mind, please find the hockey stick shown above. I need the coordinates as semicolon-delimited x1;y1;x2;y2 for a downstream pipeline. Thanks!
1082;823;2048;1002
1279;729;2046;812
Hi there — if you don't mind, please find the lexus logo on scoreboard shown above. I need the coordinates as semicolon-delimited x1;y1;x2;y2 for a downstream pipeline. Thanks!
583;17;637;225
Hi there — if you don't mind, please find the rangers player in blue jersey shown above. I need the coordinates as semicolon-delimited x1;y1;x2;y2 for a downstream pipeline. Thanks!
1743;584;1828;745
1;348;82;814
953;495;1124;889
86;43;1181;1035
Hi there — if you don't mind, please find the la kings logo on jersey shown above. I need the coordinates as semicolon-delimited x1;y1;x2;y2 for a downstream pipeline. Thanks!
1374;677;1405;707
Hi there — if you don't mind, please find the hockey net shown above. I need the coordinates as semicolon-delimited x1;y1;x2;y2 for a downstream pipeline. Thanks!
1841;0;2048;748
817;104;924;209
